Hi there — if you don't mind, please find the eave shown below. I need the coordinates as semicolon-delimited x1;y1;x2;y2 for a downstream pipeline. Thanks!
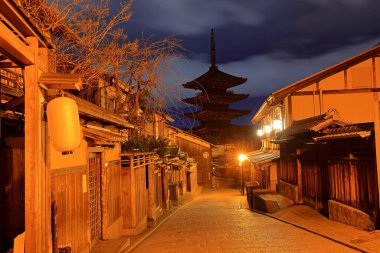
63;92;134;129
0;0;54;50
184;108;251;121
182;66;247;90
182;92;249;105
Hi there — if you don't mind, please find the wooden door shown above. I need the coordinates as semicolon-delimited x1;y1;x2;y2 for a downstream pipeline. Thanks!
89;153;102;243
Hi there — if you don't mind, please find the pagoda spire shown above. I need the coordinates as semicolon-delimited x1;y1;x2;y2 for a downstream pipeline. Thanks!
211;29;216;67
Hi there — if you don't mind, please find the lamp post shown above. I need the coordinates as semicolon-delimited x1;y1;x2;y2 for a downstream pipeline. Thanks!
238;154;248;195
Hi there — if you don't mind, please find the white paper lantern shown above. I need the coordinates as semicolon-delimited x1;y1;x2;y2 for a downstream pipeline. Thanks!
47;97;80;152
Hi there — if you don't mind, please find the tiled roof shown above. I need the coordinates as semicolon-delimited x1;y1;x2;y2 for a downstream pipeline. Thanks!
184;108;251;121
183;66;247;90
276;109;350;140
247;150;280;165
313;123;373;141
276;113;327;138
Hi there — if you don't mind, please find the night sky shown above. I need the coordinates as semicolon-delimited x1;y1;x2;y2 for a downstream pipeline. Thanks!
125;0;380;125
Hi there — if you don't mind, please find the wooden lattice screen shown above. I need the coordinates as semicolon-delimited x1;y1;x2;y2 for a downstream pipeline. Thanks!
89;155;101;241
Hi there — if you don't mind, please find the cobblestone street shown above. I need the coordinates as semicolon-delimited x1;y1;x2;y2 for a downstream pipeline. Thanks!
130;189;359;253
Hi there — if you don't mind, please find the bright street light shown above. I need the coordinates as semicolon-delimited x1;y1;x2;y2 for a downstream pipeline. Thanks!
238;154;248;162
238;153;248;195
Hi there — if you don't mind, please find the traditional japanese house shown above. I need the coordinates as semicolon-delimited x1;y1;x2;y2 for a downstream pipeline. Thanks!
252;42;380;230
174;131;212;186
0;2;203;253
246;105;281;192
0;0;55;251
181;29;251;145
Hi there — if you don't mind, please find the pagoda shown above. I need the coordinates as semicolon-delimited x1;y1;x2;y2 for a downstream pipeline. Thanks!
182;29;251;144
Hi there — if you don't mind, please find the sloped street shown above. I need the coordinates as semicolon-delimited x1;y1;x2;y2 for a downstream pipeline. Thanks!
130;189;359;253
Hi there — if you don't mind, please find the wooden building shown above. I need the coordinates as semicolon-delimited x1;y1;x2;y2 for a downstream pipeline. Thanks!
0;0;56;251
181;29;251;144
173;131;212;186
251;42;380;230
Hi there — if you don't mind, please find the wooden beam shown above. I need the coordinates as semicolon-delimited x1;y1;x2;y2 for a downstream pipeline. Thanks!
64;93;135;129
0;54;8;61
0;22;34;65
292;87;380;96
0;83;23;97
0;61;20;68
39;73;82;90
3;95;24;110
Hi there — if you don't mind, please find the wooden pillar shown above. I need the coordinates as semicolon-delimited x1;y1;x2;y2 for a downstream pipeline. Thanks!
24;37;51;253
101;152;107;240
373;57;377;88
162;166;169;209
296;148;303;204
373;100;380;223
130;155;136;227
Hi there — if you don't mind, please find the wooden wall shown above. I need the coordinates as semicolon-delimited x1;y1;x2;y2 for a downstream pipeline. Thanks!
279;158;297;185
176;137;211;185
51;166;89;253
329;160;378;214
0;147;24;252
104;161;121;230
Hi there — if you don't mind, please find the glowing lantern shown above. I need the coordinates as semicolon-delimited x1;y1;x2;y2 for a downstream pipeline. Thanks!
47;97;81;152
264;125;271;133
257;129;264;136
273;119;282;130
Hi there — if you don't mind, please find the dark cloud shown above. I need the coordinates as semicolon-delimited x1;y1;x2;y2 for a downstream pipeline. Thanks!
128;0;380;63
123;0;380;124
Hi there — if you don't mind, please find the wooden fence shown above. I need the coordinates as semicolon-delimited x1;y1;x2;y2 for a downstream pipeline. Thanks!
121;152;155;235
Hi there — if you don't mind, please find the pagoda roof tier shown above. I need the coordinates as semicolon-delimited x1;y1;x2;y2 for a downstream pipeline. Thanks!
182;92;249;105
184;108;250;121
189;124;254;144
183;66;247;90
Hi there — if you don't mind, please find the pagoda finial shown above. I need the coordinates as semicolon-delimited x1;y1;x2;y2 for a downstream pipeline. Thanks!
211;29;216;67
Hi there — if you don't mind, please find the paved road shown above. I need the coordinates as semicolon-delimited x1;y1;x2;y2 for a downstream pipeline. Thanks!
131;189;359;253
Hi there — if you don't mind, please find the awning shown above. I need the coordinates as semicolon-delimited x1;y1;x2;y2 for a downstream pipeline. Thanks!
313;123;373;142
82;125;127;142
247;150;280;166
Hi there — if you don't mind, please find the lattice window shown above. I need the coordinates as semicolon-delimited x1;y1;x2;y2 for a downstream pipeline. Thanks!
89;156;101;241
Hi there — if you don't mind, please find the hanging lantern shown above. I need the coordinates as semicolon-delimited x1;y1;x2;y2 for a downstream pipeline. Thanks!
47;97;81;152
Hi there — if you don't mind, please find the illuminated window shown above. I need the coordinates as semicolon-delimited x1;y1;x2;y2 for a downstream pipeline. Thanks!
273;119;282;130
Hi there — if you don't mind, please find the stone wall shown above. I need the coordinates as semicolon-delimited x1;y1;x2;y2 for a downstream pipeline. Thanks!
328;200;375;231
278;180;299;203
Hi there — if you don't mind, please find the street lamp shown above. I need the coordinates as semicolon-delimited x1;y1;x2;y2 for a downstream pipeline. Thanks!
238;154;248;195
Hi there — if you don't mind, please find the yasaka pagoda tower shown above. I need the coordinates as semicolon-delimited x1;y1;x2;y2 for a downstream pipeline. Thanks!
182;29;251;144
